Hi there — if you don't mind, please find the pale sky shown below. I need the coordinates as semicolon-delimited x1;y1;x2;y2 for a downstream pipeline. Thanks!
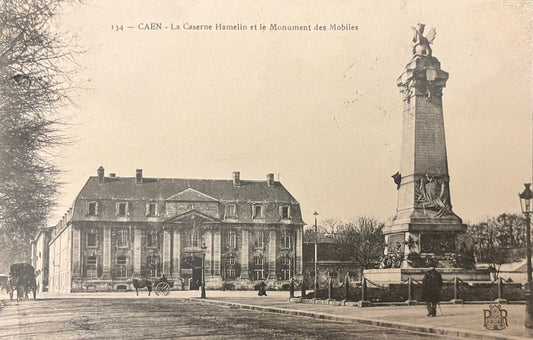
52;0;533;227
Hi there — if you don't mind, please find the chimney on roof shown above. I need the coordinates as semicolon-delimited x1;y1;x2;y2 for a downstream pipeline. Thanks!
97;166;104;182
232;171;240;187
136;169;143;184
267;173;275;187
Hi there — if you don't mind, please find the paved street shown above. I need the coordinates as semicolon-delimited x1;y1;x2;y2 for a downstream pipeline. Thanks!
0;295;442;339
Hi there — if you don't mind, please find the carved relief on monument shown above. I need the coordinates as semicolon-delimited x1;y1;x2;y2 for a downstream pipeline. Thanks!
414;174;453;217
420;233;456;253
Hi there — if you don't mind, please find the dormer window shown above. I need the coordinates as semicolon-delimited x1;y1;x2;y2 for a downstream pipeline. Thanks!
146;202;157;217
225;204;237;219
280;206;290;219
252;205;263;219
87;201;98;216
116;202;128;216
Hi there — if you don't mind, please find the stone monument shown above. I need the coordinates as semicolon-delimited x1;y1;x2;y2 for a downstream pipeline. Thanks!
364;24;489;284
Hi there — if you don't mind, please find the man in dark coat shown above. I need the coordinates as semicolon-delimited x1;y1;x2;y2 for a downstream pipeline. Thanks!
422;265;442;317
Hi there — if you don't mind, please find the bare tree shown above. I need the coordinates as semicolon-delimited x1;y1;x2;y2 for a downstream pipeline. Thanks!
0;0;79;269
329;217;385;275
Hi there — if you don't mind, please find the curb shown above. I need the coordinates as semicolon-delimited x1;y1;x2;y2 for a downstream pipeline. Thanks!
184;298;528;340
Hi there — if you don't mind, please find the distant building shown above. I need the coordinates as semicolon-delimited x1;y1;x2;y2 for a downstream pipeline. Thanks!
47;168;304;292
302;230;359;286
30;226;53;292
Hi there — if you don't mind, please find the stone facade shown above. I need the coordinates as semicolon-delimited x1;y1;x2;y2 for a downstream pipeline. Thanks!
47;169;304;292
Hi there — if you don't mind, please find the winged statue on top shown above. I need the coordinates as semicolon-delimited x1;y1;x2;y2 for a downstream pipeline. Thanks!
411;23;436;56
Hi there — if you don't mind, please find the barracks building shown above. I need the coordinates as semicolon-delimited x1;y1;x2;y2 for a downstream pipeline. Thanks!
45;167;304;293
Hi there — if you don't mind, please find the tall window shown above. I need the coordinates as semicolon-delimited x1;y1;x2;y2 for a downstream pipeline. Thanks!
254;256;264;266
226;268;236;279
117;229;129;248
253;205;263;219
281;231;291;249
228;255;235;265
226;231;236;248
87;229;98;248
187;231;200;247
116;256;128;277
117;202;128;216
86;256;97;277
146;256;160;277
281;269;290;280
280;206;290;219
282;255;291;266
146;202;157;217
146;230;158;248
254;269;265;280
253;231;264;248
87;202;98;215
225;204;237;219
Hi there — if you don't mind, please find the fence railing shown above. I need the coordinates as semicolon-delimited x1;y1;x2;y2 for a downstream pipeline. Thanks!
291;275;524;307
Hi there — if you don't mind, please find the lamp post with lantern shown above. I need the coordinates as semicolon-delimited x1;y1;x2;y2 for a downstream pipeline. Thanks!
201;242;207;299
519;183;533;328
313;211;319;295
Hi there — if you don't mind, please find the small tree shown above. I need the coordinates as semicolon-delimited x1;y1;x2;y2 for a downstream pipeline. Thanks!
330;217;385;275
466;213;526;276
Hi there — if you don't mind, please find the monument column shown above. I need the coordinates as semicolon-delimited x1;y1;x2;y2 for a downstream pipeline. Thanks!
385;24;465;260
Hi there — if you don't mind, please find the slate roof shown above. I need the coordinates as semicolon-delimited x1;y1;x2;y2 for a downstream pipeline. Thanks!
77;176;299;204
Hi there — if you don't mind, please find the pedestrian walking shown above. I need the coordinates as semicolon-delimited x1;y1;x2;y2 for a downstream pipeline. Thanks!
422;264;442;317
258;280;267;296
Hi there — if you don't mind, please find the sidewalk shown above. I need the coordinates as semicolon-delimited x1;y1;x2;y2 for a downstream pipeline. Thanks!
6;290;533;339
181;290;533;340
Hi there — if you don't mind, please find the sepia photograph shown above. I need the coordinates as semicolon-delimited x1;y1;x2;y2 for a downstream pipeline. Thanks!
1;0;532;338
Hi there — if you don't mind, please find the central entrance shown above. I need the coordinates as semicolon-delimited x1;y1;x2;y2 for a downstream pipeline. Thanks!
180;255;202;290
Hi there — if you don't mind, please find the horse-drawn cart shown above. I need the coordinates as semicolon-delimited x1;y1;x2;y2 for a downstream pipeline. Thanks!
153;278;173;296
9;263;37;301
132;276;175;296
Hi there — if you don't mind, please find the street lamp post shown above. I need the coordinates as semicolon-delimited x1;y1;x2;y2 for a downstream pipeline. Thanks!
519;183;533;328
201;242;207;299
313;211;319;295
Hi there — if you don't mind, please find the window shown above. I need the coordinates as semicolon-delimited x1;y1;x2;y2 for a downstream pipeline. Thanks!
87;202;98;215
87;230;98;248
282;231;291;249
146;202;157;217
116;202;128;216
253;231;264;248
280;206;290;219
282;256;291;266
254;269;265;281
253;205;262;219
254;256;264;266
116;256;128;277
187;231;200;247
117;229;129;248
281;269;290;280
228;255;235;265
226;269;236;279
146;230;158;248
146;256;160;277
226;231;236;248
86;256;97;277
225;204;237;219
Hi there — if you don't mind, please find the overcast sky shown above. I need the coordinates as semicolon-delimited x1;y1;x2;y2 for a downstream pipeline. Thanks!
52;0;533;227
